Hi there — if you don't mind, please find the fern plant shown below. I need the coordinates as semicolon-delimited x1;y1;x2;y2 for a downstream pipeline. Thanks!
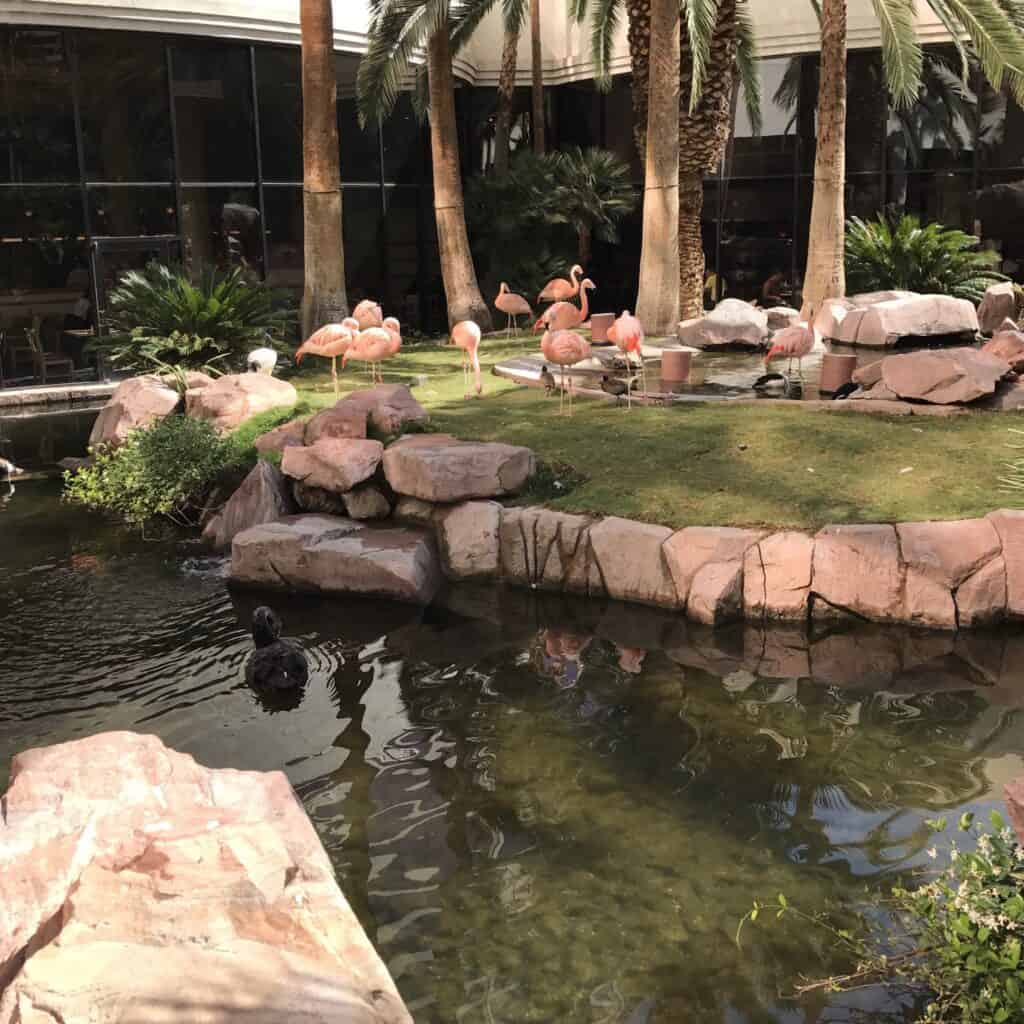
96;263;290;372
845;213;1006;303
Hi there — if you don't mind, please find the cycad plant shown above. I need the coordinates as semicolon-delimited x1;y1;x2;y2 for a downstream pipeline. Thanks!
98;263;288;372
844;213;1006;303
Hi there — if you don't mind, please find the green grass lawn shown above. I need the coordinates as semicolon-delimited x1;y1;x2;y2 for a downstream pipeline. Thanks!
280;333;1021;530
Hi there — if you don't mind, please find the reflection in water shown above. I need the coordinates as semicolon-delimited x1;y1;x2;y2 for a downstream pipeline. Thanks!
2;483;1023;1022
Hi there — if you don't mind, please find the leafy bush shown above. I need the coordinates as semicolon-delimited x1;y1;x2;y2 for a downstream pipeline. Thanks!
845;213;1006;303
97;263;291;373
65;415;237;527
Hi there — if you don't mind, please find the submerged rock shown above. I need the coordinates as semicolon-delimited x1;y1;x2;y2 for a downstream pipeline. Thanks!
0;731;411;1024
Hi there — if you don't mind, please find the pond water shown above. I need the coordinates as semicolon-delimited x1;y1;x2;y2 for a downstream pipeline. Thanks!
2;409;1024;1023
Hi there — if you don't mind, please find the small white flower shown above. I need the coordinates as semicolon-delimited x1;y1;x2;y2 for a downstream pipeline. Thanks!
950;848;959;862
927;847;938;860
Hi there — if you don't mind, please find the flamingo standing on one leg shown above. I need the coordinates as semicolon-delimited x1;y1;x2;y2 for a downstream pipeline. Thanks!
451;320;483;397
352;299;383;331
607;309;646;406
295;316;359;395
540;328;591;415
537;264;584;306
343;327;394;384
764;304;819;384
535;278;595;333
494;282;533;337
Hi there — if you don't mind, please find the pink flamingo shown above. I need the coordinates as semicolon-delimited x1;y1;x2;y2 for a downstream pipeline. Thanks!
352;299;383;331
382;316;403;360
540;328;591;415
607;309;646;405
342;326;393;384
295;316;360;395
534;278;595;333
764;305;819;382
494;282;533;337
451;320;483;397
537;264;584;306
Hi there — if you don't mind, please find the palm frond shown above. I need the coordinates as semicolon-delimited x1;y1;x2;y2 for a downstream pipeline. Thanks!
502;0;529;34
567;0;590;21
450;0;500;53
873;0;923;107
925;0;972;81
684;0;721;113
589;0;623;90
736;4;762;135
940;0;1024;105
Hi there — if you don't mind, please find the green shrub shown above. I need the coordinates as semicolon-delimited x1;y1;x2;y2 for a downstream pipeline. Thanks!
96;262;291;373
65;415;236;527
845;213;1006;303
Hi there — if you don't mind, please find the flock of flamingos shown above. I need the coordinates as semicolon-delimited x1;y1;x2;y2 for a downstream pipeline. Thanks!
294;261;814;414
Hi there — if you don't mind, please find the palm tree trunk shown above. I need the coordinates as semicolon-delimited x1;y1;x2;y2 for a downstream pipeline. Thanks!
577;224;592;266
530;0;545;154
627;0;651;162
427;24;493;330
678;173;705;320
635;0;680;335
801;0;846;312
494;20;520;175
300;0;348;340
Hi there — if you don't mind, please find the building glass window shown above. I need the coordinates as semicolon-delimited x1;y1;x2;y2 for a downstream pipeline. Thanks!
76;31;173;183
606;75;641;182
343;187;383;302
383;94;425;185
263;185;304;287
977;170;1024;281
88;187;177;237
170;43;256;182
732;57;797;177
382;186;420;320
337;54;380;184
257;47;302;183
0;187;86;292
180;187;262;276
886;171;974;230
975;75;1024;169
0;28;78;183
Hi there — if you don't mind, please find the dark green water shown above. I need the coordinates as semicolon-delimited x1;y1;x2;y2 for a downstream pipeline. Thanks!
2;415;1023;1023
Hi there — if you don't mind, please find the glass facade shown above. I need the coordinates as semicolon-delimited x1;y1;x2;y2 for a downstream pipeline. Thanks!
2;24;1024;360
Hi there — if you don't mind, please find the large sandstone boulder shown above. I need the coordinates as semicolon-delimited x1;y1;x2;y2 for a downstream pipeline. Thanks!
340;385;428;435
292;480;348;515
186;373;297;433
982;328;1024;372
202;460;295;551
764;306;801;331
743;531;815;621
254;417;308;456
977;280;1017;334
0;731;411;1024
588;517;679;608
436;501;502;579
342;484;391;520
305;404;368;444
678;298;768;350
854;347;1010;404
988;510;1024;618
499;506;599;594
281;439;384;494
231;514;441;604
383;438;535;502
812;525;904;620
88;374;181;448
828;294;979;347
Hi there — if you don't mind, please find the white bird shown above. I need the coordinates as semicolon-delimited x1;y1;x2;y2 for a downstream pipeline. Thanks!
247;347;278;375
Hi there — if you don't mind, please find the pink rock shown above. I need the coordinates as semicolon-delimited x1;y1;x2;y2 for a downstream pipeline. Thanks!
764;306;800;330
852;359;883;387
254;417;308;456
814;297;857;341
956;556;1007;627
987;510;1024;618
743;531;814;620
677;298;768;350
436;501;502;579
383;439;534;502
304;404;368;443
499;507;598;593
0;732;411;1023
88;375;182;448
902;568;957;629
339;385;429;435
812;525;904;621
981;378;1024;410
663;527;765;624
588;517;679;608
982;328;1024;372
341;484;391;520
1007;776;1024;846
202;460;295;551
839;294;979;347
185;373;297;433
281;438;384;493
977;281;1017;334
878;347;1010;404
896;519;1001;589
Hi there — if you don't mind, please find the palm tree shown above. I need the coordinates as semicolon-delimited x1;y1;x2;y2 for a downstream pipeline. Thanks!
300;0;348;339
802;0;1024;312
358;0;493;330
575;0;760;320
495;6;526;174
531;0;546;153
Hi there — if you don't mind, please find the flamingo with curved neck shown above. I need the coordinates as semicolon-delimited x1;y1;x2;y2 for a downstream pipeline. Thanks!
537;264;584;305
534;278;595;332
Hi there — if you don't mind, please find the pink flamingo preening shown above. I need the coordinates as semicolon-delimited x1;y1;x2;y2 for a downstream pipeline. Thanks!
537;264;584;306
494;282;533;337
342;325;393;384
295;316;360;395
352;299;383;331
535;278;595;333
451;319;483;398
607;309;646;405
764;304;820;382
540;328;591;415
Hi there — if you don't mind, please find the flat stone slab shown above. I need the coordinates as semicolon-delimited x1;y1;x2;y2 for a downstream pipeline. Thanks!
383;439;535;502
0;731;411;1024
231;514;441;604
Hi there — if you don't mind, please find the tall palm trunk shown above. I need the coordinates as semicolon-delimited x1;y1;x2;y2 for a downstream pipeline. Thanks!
494;20;520;175
801;0;846;312
300;0;347;340
635;0;680;334
530;0;545;154
627;0;651;161
427;25;493;330
678;0;738;319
